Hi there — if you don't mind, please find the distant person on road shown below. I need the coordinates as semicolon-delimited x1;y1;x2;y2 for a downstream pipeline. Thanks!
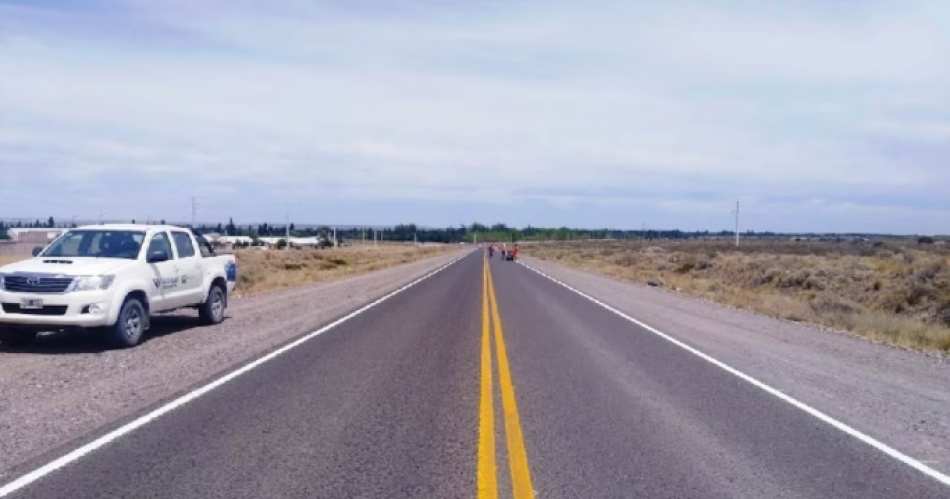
501;243;507;260
488;244;494;258
512;244;519;260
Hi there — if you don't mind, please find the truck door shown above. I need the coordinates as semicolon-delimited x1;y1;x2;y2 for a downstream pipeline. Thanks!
145;231;177;312
170;231;204;305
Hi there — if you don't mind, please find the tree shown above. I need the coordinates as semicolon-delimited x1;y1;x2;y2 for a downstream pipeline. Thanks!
48;216;55;228
160;219;166;225
276;238;288;249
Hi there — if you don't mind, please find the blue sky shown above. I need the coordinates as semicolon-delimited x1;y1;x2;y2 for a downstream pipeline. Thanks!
2;0;949;233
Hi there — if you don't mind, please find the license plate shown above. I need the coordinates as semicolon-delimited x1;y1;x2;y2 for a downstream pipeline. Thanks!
21;298;43;310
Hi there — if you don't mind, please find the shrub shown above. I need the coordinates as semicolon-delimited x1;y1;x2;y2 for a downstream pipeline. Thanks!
526;239;950;351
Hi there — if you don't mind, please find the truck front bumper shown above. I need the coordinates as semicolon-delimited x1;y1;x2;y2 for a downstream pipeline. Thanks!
0;290;115;329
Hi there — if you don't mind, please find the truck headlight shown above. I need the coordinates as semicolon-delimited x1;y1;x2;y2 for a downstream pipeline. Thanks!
71;275;116;292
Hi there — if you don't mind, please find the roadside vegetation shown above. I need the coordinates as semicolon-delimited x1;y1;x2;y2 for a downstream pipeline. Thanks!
0;254;23;267
232;245;454;296
0;246;456;297
528;240;950;352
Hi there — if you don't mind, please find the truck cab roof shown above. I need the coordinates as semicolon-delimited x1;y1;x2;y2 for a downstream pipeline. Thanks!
72;224;193;232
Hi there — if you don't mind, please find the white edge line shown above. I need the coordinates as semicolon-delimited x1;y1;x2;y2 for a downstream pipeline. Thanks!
518;260;950;488
0;253;471;498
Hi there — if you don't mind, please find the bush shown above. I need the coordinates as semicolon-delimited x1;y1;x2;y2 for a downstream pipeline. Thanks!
527;239;950;351
675;257;712;274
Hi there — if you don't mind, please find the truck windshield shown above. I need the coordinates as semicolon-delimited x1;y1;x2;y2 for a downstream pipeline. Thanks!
42;230;146;260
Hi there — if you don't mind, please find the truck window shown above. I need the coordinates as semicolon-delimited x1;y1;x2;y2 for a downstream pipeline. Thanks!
172;232;196;258
44;230;144;259
147;232;174;259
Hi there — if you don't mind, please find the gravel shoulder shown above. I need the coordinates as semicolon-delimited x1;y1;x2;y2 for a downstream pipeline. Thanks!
522;256;950;476
0;250;466;482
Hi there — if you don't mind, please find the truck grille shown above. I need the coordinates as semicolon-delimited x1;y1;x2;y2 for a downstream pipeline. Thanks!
2;304;69;316
4;275;74;294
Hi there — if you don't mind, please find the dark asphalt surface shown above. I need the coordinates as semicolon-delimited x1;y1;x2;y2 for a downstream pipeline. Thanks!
5;252;949;498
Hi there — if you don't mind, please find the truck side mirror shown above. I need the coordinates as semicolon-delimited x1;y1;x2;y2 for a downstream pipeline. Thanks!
32;247;43;257
147;250;170;263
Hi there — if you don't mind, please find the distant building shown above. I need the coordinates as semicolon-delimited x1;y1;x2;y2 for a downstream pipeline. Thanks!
7;228;67;244
217;236;255;246
258;237;324;248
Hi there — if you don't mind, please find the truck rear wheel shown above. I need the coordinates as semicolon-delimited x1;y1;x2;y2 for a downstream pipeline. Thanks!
0;327;37;348
108;297;146;348
199;285;226;325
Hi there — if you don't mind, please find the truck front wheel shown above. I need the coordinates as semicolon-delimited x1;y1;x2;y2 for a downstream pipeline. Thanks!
0;327;37;348
108;297;146;348
199;285;226;325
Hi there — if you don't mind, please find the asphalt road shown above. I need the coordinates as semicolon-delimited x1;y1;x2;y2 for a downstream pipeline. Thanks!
3;252;948;498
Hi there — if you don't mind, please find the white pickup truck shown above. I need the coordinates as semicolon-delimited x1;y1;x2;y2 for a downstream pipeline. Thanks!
0;224;237;348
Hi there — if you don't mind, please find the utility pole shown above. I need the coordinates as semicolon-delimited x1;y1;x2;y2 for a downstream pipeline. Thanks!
734;201;740;247
191;197;197;228
333;227;337;247
285;213;290;250
362;228;366;246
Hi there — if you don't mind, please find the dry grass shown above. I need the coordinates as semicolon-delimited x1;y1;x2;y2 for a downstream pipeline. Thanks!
0;246;457;297
527;240;950;352
0;254;26;267
232;245;456;296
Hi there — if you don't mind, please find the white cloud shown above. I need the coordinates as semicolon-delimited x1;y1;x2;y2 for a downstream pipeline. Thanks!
0;0;949;231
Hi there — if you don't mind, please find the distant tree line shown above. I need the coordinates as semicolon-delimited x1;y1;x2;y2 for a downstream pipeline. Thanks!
0;216;943;244
195;219;829;245
0;217;80;240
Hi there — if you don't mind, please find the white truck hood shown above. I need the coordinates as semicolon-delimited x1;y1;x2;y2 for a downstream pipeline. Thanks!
0;257;135;276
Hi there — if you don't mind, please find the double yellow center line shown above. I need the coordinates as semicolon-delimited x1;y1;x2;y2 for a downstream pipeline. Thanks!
479;256;535;499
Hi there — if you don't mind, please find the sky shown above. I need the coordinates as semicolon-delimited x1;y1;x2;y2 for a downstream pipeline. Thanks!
1;0;949;234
